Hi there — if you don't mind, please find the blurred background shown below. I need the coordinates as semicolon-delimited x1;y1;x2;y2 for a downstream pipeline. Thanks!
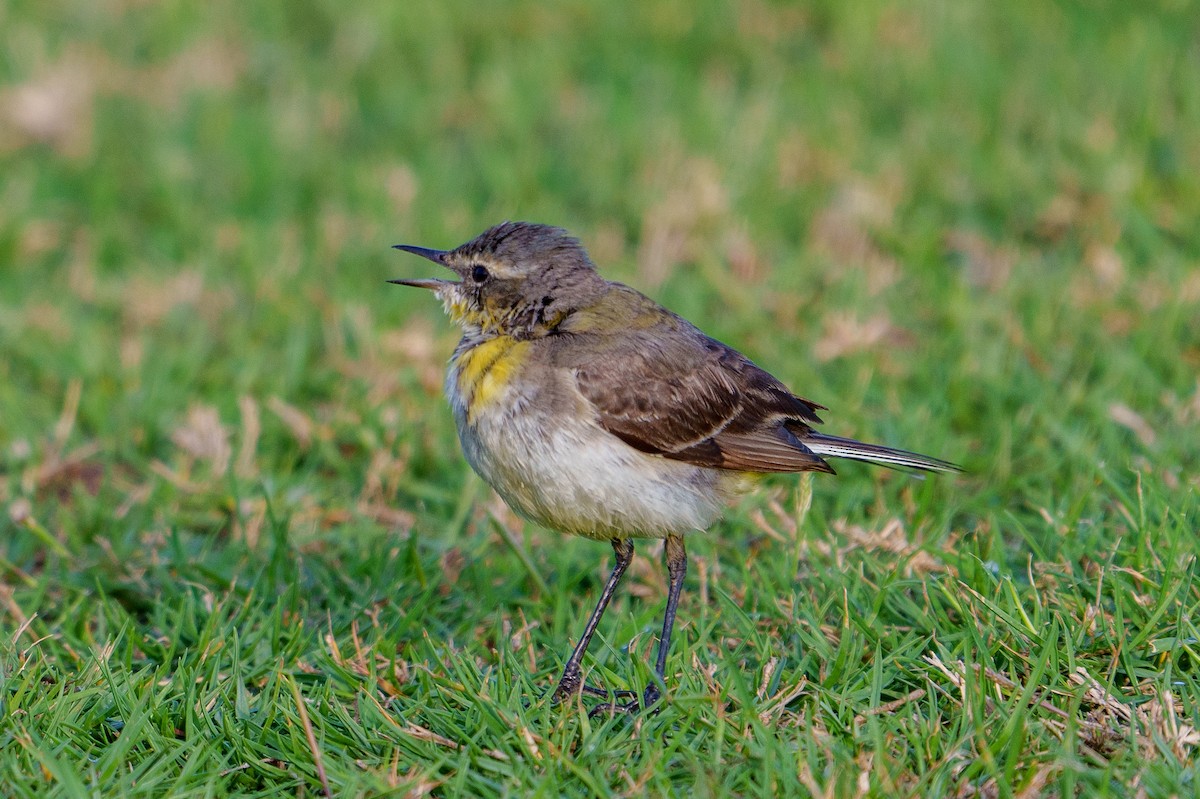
4;0;1196;510
2;0;1199;793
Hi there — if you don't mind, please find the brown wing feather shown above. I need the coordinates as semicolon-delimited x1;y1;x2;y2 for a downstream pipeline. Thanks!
562;302;831;474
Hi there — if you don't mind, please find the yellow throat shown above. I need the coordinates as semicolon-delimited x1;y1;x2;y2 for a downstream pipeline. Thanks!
453;336;531;425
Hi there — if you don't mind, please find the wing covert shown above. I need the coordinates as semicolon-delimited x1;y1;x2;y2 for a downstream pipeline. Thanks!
570;328;832;474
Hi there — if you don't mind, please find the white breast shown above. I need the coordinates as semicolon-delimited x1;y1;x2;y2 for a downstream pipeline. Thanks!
447;361;732;540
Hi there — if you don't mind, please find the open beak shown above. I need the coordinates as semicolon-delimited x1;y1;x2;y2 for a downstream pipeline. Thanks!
389;244;455;289
387;277;450;289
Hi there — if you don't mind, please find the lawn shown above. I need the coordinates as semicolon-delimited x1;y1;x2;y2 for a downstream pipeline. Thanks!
2;1;1199;796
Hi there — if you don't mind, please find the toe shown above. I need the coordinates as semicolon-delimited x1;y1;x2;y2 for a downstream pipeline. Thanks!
581;683;635;700
587;698;640;719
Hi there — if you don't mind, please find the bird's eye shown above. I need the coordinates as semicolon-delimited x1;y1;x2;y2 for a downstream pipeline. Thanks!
471;265;490;283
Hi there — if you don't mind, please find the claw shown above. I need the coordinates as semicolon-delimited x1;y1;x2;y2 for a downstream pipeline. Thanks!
585;684;663;718
551;666;635;705
551;673;634;704
587;698;640;718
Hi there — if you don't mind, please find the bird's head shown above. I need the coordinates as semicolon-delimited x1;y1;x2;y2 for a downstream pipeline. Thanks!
391;222;607;338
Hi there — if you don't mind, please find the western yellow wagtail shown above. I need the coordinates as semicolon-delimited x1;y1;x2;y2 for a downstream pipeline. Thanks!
392;222;958;714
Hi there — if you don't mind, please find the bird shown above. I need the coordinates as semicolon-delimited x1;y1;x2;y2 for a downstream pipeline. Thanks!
390;221;959;714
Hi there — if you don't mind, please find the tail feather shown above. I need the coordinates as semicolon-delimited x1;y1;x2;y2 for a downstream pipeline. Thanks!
804;432;961;474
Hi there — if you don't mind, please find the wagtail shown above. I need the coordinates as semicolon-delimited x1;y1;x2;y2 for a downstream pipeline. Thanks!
391;221;958;714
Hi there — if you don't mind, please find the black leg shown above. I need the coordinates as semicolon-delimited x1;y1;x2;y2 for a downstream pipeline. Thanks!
642;533;687;709
552;538;635;703
589;534;687;716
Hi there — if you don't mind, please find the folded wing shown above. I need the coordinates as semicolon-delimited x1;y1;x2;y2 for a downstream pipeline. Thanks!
569;324;835;474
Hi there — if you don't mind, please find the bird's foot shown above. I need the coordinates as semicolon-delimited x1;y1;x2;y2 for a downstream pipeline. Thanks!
551;662;636;705
586;684;662;718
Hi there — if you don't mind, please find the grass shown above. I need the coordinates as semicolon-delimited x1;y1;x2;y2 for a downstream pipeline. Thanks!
2;0;1199;795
